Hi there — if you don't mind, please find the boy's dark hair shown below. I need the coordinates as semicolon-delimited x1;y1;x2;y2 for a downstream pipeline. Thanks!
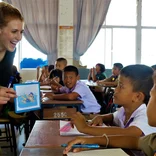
64;65;79;76
49;69;62;79
56;57;67;65
48;65;54;72
49;69;63;85
113;63;123;71
96;63;105;73
151;64;156;71
120;64;153;104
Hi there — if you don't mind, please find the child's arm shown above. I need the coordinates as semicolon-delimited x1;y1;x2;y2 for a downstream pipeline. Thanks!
63;135;139;154
72;112;142;137
98;81;117;87
88;68;92;81
88;114;114;126
91;67;97;82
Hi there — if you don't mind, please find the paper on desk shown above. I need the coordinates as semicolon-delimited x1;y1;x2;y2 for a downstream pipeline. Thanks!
67;149;129;156
40;89;52;93
40;85;51;90
60;120;86;136
60;120;107;136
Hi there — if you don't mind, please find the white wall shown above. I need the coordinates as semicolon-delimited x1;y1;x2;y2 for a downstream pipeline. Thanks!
20;69;37;82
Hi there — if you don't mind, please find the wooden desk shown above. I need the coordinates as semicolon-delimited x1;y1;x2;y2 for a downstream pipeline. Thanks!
19;147;65;156
25;120;135;156
25;120;75;148
37;98;83;119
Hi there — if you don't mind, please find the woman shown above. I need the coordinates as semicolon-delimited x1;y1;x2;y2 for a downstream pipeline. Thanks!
0;2;24;87
0;2;24;112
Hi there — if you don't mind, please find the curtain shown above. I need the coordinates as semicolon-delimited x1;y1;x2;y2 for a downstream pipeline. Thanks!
4;0;58;65
74;0;111;61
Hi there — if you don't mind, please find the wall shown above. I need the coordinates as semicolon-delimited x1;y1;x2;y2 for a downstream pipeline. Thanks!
20;68;112;82
20;69;37;82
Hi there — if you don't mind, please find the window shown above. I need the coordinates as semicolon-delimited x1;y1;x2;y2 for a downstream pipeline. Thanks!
80;0;156;68
18;37;47;69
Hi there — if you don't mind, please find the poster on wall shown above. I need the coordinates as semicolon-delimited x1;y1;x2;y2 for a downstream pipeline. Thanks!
59;26;73;57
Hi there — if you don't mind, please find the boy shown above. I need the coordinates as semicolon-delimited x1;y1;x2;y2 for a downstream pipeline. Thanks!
50;57;67;88
45;65;101;114
55;57;67;71
97;63;123;86
64;69;156;156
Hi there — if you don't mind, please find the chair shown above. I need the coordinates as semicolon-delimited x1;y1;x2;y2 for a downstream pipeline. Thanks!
0;118;17;156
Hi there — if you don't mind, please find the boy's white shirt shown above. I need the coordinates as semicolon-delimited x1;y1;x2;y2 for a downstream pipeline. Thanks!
113;104;156;135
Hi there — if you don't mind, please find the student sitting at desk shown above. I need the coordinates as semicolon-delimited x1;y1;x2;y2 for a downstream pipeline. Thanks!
97;63;123;87
45;65;101;114
64;67;156;156
50;57;67;89
63;64;156;155
88;63;106;82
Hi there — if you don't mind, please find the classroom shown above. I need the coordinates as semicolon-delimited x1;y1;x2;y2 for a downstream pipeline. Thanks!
0;0;156;156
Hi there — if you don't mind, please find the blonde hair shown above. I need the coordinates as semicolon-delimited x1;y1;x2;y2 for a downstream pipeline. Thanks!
0;2;24;28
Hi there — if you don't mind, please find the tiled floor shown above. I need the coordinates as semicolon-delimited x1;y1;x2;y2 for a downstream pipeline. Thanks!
0;124;25;156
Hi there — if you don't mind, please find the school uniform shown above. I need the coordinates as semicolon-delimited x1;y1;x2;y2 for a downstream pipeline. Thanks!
113;104;156;135
138;133;156;156
113;104;156;156
59;80;101;114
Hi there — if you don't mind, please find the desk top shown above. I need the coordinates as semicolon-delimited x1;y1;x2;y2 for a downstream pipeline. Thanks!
25;120;75;148
42;97;83;105
20;147;65;156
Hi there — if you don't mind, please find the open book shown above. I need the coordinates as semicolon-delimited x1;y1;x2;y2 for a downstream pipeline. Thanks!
60;120;107;136
67;149;129;156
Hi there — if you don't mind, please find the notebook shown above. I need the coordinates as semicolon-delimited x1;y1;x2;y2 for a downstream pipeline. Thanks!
67;149;129;156
60;120;86;136
60;120;107;136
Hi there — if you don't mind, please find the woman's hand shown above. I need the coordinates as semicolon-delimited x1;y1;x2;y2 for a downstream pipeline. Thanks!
0;87;16;104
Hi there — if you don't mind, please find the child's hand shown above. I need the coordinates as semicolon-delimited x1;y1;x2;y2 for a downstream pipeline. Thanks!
63;137;94;154
0;87;16;104
44;93;54;100
88;115;103;126
71;112;88;133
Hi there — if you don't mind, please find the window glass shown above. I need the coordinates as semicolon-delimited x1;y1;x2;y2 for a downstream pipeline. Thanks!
112;28;136;67
142;0;156;26
105;0;136;26
141;29;156;66
80;28;135;69
80;29;105;68
19;37;47;69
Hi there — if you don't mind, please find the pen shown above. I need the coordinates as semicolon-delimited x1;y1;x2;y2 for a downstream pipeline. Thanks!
61;143;100;148
8;76;14;88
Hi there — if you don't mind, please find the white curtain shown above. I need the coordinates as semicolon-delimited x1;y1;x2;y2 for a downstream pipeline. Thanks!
74;0;111;61
4;0;58;65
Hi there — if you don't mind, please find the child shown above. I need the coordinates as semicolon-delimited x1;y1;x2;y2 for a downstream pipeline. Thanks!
64;68;156;156
55;57;67;71
97;63;123;86
49;69;64;90
50;58;67;88
88;63;106;82
12;65;22;86
45;65;101;114
151;64;156;71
